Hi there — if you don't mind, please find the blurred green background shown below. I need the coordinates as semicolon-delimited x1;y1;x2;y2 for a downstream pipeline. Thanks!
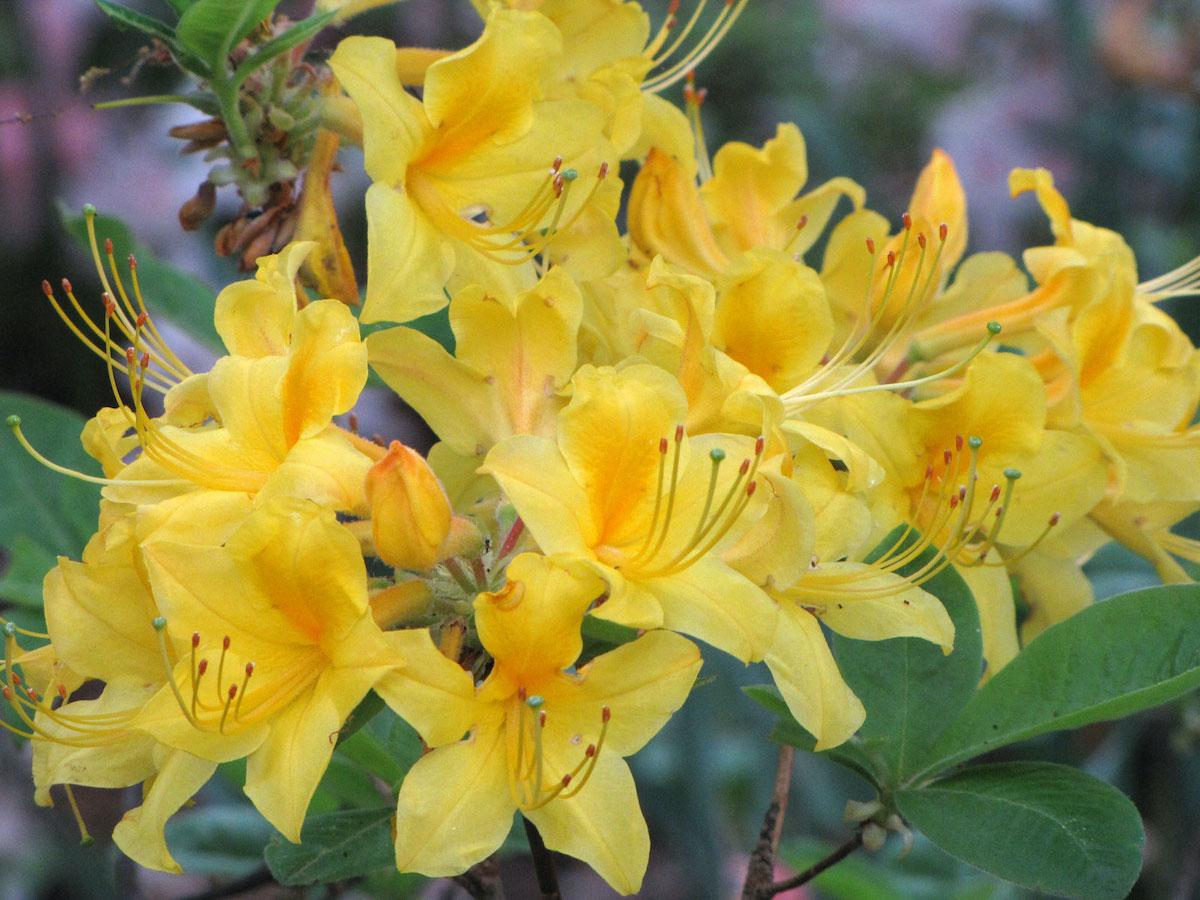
1;0;1199;897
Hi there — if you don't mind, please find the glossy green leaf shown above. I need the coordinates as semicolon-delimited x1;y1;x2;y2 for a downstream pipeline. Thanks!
919;584;1200;778
829;532;982;785
176;0;281;72
264;807;395;886
60;207;222;352
896;763;1143;899
164;804;276;876
0;391;100;568
231;11;336;90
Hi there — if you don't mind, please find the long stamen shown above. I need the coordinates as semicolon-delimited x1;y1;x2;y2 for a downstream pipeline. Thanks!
643;0;749;94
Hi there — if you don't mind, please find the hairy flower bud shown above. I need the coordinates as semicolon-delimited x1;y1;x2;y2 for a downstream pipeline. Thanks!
365;441;452;571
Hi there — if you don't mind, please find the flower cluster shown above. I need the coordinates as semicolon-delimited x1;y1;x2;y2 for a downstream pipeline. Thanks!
6;1;1200;894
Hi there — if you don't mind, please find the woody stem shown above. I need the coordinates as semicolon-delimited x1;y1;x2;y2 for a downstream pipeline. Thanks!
740;744;795;900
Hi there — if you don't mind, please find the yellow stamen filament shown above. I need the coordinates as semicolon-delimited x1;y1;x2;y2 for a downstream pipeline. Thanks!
642;0;749;94
63;785;95;847
1138;252;1200;300
782;219;971;415
5;416;183;488
511;694;609;811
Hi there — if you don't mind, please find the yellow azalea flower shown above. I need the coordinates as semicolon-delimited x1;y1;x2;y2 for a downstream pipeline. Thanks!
483;363;788;661
629;124;864;280
376;553;701;895
366;267;583;460
128;499;404;843
328;10;612;323
25;492;254;872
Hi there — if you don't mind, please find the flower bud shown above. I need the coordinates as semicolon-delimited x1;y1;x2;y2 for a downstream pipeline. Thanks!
365;441;452;571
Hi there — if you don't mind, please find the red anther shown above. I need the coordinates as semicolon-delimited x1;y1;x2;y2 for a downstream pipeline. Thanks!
585;744;596;757
797;214;808;230
57;684;68;699
902;212;912;231
958;486;967;501
675;425;684;442
61;278;72;293
102;293;115;315
41;279;53;296
139;352;150;370
939;222;948;241
135;311;148;328
128;254;138;271
228;684;238;699
739;458;750;475
192;631;200;648
539;711;547;727
943;449;952;466
925;465;934;481
552;156;563;173
659;437;669;454
1049;512;1061;526
2;686;11;701
955;435;964;452
696;87;708;104
11;674;20;686
26;688;37;701
244;662;255;676
683;84;694;101
105;238;113;254
601;706;611;723
561;774;573;787
553;175;565;198
668;0;680;14
990;485;1001;502
598;161;609;178
125;347;136;365
197;659;208;676
222;635;231;651
746;481;758;497
866;237;876;254
755;435;765;455
886;250;896;267
949;495;959;509
995;506;1004;517
918;233;927;250
518;686;527;701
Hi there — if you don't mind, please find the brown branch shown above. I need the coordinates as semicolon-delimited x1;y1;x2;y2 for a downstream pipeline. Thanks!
523;817;562;900
451;854;506;899
764;831;864;898
740;744;795;900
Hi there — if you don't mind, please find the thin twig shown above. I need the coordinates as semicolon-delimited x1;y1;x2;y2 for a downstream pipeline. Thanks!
451;853;506;899
764;831;864;898
523;817;562;900
740;744;796;899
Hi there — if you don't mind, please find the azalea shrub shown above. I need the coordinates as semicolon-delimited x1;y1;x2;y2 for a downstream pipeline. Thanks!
4;1;1200;898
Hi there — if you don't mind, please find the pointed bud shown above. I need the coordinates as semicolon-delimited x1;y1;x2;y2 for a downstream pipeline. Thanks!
365;441;454;572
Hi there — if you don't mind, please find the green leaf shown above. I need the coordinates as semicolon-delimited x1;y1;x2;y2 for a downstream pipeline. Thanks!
59;206;222;352
742;684;880;787
0;536;58;609
176;0;282;73
829;531;982;785
231;12;336;90
164;804;276;876
0;392;100;567
918;583;1200;777
264;808;395;886
161;0;196;14
94;1;176;43
895;762;1143;900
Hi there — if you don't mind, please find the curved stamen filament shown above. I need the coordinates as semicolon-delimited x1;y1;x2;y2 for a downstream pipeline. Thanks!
643;0;749;94
1139;252;1200;300
512;696;609;811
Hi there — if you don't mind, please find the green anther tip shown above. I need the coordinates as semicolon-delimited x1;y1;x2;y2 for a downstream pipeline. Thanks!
80;836;95;848
5;415;19;429
152;616;168;631
1003;468;1022;480
526;695;545;709
967;436;982;449
709;448;726;462
561;168;579;181
986;321;1001;335
4;622;16;636
82;203;96;217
